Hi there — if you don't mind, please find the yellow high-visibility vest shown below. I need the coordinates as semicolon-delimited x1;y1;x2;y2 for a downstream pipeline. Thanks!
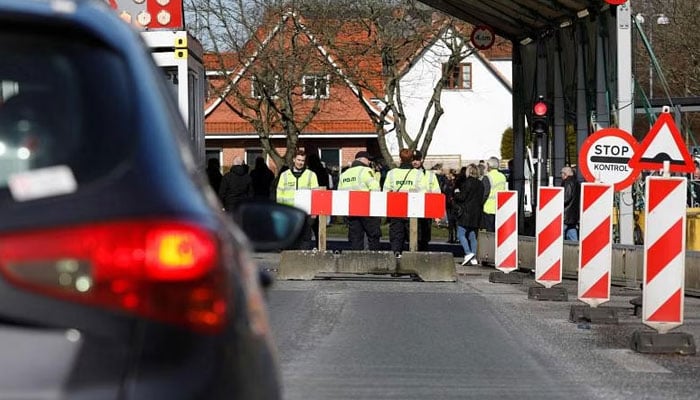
276;169;319;206
417;170;441;193
338;165;380;191
483;169;507;214
382;168;421;192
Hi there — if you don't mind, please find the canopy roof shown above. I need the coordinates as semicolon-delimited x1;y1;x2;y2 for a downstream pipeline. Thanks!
419;0;604;43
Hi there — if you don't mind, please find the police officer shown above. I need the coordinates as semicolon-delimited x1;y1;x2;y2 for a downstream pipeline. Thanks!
276;149;319;249
482;156;507;232
382;148;423;257
338;151;381;250
412;150;441;251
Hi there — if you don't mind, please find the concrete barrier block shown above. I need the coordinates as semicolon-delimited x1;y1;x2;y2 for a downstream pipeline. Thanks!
337;251;396;275
562;242;579;279
611;245;643;288
398;252;456;282
277;250;336;280
477;232;495;266
686;252;700;297
517;236;536;271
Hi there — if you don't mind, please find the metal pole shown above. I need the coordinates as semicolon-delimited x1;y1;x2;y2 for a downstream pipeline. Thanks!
649;26;653;99
617;1;634;245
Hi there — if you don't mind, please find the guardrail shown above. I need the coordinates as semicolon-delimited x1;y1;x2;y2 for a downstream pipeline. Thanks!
476;232;700;297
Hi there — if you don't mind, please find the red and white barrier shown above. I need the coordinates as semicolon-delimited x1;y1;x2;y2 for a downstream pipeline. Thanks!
294;190;445;218
536;187;564;288
643;177;687;334
578;183;613;307
495;191;518;273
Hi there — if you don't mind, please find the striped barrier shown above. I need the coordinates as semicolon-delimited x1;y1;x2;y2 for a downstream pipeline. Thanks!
536;187;564;288
293;190;445;218
643;177;687;334
278;189;453;282
495;190;518;273
476;231;700;298
578;183;613;307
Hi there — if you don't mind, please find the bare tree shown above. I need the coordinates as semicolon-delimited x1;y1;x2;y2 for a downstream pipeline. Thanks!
186;0;493;168
186;0;349;169
634;0;700;140
303;0;484;166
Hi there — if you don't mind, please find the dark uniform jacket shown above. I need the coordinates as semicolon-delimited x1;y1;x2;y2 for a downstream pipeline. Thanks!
219;165;253;211
563;176;580;226
454;176;485;229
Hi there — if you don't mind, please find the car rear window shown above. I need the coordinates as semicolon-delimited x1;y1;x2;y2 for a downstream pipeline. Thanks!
0;31;133;197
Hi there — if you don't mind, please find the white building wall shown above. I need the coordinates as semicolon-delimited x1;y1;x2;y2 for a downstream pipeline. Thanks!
395;35;513;167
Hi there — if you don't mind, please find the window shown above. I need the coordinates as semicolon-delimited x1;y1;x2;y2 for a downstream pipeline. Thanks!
251;75;279;98
0;32;132;189
319;148;339;170
246;149;264;166
442;63;472;89
302;75;329;99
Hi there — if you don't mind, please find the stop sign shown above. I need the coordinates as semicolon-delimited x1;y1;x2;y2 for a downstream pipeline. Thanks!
579;128;640;191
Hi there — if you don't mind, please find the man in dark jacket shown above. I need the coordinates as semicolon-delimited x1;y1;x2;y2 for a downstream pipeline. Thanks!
206;158;222;193
250;156;274;198
454;164;484;265
561;166;580;241
219;156;253;213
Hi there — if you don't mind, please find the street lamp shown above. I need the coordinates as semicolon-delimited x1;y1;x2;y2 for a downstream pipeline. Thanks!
635;13;670;99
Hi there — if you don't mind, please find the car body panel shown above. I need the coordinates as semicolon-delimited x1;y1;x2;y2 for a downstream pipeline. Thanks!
0;1;283;398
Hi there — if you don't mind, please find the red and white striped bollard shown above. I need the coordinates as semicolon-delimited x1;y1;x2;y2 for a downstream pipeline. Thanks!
643;176;687;334
535;187;564;288
495;190;518;273
578;183;613;307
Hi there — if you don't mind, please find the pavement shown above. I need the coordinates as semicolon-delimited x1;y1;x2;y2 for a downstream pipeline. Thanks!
253;242;700;353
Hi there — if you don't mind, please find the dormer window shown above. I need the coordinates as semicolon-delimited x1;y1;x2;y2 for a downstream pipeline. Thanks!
442;63;472;90
302;75;329;99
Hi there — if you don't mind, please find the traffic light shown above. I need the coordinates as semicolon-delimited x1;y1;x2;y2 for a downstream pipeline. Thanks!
531;96;549;136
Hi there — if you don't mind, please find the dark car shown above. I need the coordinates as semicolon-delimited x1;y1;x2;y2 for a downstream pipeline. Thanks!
0;1;304;398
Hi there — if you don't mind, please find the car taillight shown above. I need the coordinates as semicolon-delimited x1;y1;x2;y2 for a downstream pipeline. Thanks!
0;220;227;334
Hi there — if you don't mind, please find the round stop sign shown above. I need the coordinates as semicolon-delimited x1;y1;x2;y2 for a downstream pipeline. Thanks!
579;128;640;191
470;26;495;50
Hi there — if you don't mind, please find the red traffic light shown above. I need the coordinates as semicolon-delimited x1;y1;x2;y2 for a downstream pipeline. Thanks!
533;101;548;116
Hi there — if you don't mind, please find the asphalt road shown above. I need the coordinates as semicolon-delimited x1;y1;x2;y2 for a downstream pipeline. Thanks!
256;253;700;400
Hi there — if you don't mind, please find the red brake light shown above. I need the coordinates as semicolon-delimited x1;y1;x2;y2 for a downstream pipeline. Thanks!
0;220;226;334
533;101;548;116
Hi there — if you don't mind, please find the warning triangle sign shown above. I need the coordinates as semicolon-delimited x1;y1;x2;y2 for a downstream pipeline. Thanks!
629;112;694;173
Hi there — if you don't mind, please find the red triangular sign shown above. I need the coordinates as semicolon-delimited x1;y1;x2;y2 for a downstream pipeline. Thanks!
628;112;694;173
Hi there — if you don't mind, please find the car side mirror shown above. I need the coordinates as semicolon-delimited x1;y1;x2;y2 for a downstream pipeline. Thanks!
231;200;307;251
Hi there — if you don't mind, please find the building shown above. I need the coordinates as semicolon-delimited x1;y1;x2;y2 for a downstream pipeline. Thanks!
203;11;512;174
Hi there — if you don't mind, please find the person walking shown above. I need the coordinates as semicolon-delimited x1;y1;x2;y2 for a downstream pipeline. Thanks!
444;169;458;243
412;150;441;251
338;151;381;250
382;148;423;257
481;156;507;232
206;158;222;193
561;166;580;241
218;156;253;213
250;156;274;198
454;164;484;265
276;149;319;249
